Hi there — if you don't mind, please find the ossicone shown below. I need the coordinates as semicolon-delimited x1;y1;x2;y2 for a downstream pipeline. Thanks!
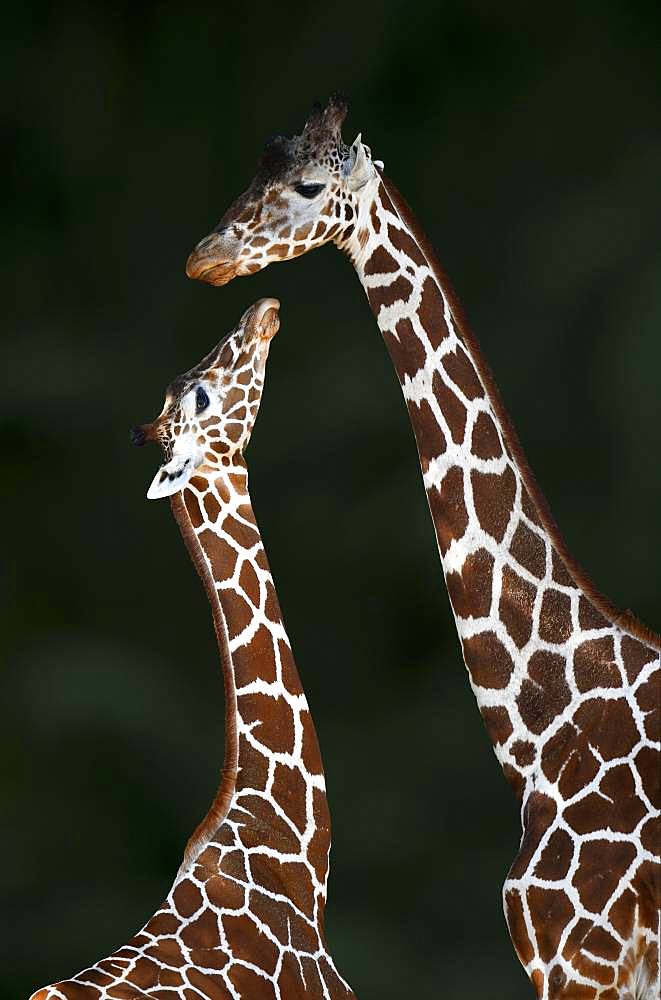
304;92;349;135
244;297;281;341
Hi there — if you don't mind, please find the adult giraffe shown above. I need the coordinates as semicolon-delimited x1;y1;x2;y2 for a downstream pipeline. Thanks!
185;99;660;1000
30;299;355;1000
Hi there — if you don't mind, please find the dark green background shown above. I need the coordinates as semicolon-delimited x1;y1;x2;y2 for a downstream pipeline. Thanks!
4;3;660;998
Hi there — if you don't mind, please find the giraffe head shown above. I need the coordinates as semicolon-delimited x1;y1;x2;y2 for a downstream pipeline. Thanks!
185;95;382;285
131;298;280;499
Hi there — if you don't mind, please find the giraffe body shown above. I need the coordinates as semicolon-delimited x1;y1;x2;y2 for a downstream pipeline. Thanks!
186;100;660;999
30;300;354;1000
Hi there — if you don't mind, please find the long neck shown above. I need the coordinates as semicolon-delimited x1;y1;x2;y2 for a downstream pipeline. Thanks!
344;174;660;790
170;460;330;879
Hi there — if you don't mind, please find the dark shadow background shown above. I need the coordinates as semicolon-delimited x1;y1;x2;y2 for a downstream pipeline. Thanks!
3;3;660;998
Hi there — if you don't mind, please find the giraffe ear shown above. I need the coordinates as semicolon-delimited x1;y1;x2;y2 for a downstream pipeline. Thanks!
346;134;372;191
146;455;196;500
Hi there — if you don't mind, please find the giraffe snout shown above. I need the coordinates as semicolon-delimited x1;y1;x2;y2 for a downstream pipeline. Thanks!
130;424;147;446
186;232;237;285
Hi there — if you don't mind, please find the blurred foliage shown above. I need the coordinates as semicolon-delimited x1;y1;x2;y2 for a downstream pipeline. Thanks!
3;2;660;998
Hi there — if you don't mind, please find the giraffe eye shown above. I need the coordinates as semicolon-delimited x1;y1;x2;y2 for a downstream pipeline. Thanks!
294;183;325;199
195;386;210;414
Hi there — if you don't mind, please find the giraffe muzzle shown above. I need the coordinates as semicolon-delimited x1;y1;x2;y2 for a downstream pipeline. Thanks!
186;233;238;286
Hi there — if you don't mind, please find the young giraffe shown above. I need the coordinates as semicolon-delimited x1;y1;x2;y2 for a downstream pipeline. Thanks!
185;99;660;1000
30;299;355;1000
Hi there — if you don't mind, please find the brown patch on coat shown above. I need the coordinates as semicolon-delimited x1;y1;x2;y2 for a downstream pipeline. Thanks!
443;344;484;400
291;709;319;778
538;588;573;644
237;692;295;754
503;762;525;799
517;651;571;735
504;888;534;965
204;874;244;914
551;549;574;588
499;564;536;649
307;786;332;886
426;466;468;555
173;879;203;917
203;491;221;523
220;587;253;640
406;397;446;470
445;547;494;620
509;792;557;879
578;595;609;631
621;635;657;683
384;317;427;381
573;636;619;691
461;630;514;689
471;411;502;459
509;521;547;579
511;740;536;766
634;745;660;810
364;245;399;275
184;489;204;528
180;908;221;950
526;886;574;962
236;734;268;791
233;624;277;684
480;705;513;745
636;668;660;741
608;888;636;940
534;828;574;880
471;465;516;542
418;275;449;349
573;840;636;912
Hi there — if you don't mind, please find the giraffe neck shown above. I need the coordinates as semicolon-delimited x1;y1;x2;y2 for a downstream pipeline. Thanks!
29;457;354;998
342;173;660;785
170;460;329;876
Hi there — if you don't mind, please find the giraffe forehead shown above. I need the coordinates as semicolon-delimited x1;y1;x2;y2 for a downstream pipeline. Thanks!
253;132;348;190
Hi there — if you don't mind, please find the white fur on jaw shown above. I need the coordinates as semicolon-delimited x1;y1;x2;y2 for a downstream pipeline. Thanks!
147;451;202;500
